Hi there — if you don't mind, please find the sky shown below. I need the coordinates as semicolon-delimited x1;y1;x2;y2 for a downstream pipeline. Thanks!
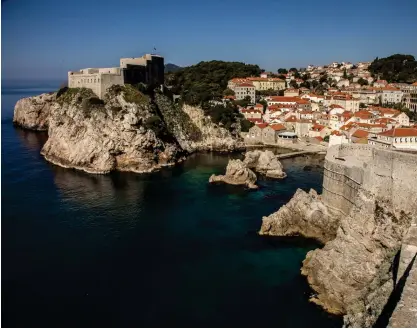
2;0;417;82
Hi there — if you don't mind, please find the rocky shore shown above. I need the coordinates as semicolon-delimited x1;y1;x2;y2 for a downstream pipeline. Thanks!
209;159;258;189
13;92;56;131
244;150;287;179
13;86;245;174
259;144;417;327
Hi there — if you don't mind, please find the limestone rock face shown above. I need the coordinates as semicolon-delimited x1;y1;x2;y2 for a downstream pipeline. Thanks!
259;144;417;327
13;92;56;131
259;188;340;244
244;150;287;179
155;94;245;153
41;87;183;174
209;159;257;189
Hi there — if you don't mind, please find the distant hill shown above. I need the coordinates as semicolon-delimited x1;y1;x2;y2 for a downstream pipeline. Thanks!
369;54;417;83
164;63;182;73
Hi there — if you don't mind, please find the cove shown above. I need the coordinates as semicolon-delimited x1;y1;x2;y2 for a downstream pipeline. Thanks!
2;86;342;327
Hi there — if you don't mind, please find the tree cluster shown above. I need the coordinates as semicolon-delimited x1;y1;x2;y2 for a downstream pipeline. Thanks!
369;54;417;83
166;60;261;106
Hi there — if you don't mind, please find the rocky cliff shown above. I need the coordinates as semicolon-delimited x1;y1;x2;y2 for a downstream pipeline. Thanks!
13;87;245;174
154;94;245;153
40;86;184;174
13;92;56;131
259;144;417;327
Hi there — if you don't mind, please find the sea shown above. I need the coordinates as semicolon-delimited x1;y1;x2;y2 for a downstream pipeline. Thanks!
1;81;342;327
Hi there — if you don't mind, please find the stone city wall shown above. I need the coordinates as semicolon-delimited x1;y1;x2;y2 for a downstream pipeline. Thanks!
322;144;417;218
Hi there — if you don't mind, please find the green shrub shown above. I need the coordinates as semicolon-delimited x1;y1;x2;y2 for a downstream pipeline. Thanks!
241;119;254;132
145;115;165;136
89;97;105;106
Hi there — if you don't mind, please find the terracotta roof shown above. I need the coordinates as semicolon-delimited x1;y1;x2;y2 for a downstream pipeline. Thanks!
255;103;264;108
223;95;236;100
311;124;325;131
268;96;310;104
412;82;417;86
247;118;263;123
268;105;280;111
269;124;286;131
378;128;417;137
246;77;284;82
256;123;269;129
315;136;324;142
354;110;373;119
241;109;262;113
237;83;255;87
356;122;386;129
375;118;396;124
330;104;344;109
285;116;297;122
331;130;342;136
352;129;369;139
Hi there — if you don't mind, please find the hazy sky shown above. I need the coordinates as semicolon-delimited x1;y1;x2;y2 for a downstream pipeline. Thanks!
2;0;417;81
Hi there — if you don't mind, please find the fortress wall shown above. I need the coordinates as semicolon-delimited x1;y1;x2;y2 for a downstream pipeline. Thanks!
68;73;101;98
99;74;124;99
323;144;417;217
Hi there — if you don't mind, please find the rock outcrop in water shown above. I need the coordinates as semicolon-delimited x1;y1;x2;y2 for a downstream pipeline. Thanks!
209;159;257;189
13;92;56;131
244;150;287;179
13;87;245;174
260;188;339;243
259;144;417;327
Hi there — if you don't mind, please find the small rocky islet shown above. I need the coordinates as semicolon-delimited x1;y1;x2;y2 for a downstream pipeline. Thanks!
13;86;417;328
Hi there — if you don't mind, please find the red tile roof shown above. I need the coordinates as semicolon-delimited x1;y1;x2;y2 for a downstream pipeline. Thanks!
375;118;396;124
247;118;263;123
267;96;310;104
256;123;269;129
354;110;373;120
237;83;255;87
378;128;417;137
285;116;297;122
330;104;344;109
269;123;286;131
311;124;325;131
352;129;369;139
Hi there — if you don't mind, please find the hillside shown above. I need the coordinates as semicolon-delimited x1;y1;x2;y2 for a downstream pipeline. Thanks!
165;60;262;105
369;54;417;83
164;63;182;73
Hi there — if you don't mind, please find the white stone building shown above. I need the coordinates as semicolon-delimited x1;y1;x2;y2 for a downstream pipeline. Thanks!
232;82;256;104
368;128;417;150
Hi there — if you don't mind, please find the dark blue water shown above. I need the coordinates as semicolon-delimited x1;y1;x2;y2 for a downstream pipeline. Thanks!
1;84;341;327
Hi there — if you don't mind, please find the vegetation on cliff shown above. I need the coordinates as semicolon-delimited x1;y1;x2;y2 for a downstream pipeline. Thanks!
369;54;417;83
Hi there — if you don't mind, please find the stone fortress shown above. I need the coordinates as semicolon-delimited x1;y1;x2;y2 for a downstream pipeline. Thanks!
260;143;417;327
68;54;164;99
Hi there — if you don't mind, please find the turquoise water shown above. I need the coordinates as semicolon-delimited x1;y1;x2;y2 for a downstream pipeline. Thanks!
2;85;341;327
